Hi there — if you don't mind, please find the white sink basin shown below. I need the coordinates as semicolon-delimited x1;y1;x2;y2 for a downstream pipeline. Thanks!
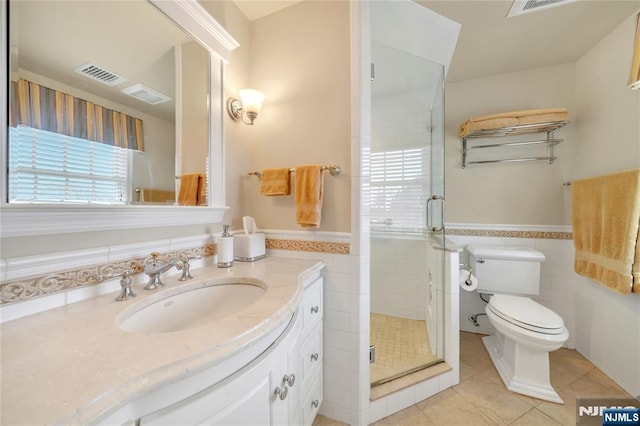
118;283;266;334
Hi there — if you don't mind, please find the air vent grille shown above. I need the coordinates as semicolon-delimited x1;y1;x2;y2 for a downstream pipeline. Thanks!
73;62;127;86
121;84;172;105
523;0;565;11
507;0;579;17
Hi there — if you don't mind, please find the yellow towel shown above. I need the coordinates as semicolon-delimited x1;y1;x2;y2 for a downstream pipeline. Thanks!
295;165;323;228
458;108;569;138
260;168;291;196
178;173;202;206
572;169;640;294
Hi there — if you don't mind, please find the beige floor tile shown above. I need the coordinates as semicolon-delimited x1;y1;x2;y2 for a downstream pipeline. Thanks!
347;332;629;426
548;348;596;390
416;388;498;425
372;405;430;426
452;371;538;424
536;365;633;425
510;408;561;425
312;414;348;426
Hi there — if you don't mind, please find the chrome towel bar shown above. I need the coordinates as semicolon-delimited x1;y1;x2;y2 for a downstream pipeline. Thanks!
248;165;341;179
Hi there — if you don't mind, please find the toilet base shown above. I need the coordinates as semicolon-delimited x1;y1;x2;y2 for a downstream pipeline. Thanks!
482;335;564;404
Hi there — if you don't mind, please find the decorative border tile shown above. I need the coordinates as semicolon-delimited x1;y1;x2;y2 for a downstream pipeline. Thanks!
0;244;216;305
445;228;573;240
0;236;348;305
266;238;350;254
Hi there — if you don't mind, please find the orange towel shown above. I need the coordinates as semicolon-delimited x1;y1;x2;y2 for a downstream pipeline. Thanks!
260;168;291;196
178;173;202;206
572;169;640;294
295;165;323;228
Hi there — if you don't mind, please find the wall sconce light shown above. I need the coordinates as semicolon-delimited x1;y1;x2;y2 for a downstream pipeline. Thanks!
227;89;265;125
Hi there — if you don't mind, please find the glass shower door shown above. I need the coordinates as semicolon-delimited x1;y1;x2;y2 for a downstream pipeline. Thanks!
369;42;446;386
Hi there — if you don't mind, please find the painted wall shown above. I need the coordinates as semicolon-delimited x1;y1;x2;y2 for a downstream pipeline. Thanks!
241;0;352;233
445;62;576;226
573;11;640;178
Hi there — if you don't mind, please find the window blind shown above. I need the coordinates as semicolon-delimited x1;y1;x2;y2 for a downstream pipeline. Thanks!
370;147;428;232
9;125;128;204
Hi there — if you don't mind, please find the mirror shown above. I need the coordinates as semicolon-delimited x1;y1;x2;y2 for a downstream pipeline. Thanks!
8;0;210;206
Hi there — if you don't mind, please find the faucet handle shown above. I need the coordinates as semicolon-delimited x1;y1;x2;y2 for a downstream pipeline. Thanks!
115;270;136;301
176;252;201;281
150;252;160;264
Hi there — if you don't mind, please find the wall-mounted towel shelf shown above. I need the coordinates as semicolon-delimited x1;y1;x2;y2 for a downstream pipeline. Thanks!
461;121;568;169
248;164;341;179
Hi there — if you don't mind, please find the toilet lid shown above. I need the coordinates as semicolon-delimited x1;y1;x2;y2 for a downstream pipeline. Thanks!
489;294;566;335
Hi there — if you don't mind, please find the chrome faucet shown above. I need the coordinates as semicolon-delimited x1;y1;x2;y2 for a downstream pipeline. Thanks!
176;252;202;281
144;252;176;290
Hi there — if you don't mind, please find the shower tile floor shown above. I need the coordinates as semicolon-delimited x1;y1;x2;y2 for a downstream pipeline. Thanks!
314;331;634;425
370;313;440;385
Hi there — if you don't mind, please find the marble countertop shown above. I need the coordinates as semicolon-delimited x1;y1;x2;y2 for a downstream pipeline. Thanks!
1;257;325;425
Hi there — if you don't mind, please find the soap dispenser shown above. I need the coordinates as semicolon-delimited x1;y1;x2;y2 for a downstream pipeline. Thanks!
217;225;234;268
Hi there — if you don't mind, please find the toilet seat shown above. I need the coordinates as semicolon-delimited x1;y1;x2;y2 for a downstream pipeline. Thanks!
489;294;566;335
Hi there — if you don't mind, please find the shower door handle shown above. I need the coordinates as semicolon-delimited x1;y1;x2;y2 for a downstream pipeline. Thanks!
426;195;444;232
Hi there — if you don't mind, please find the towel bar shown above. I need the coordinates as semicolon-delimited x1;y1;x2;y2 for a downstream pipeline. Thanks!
248;165;341;179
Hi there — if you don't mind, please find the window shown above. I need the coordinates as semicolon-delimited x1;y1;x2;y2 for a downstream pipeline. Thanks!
9;125;129;204
370;147;429;232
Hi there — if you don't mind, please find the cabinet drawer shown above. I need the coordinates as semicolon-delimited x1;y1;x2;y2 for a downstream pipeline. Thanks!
300;321;322;391
301;277;323;334
302;375;323;426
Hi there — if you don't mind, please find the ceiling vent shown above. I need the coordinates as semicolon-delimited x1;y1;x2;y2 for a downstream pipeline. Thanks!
121;84;172;105
507;0;579;17
73;62;127;86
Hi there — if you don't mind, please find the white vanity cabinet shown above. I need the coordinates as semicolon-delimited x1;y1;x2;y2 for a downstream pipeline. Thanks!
298;276;324;425
136;276;324;426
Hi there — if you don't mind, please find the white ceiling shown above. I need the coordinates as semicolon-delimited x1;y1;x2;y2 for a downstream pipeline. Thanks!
232;0;640;82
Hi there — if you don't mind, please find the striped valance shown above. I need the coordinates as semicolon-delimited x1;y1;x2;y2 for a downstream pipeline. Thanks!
9;79;144;151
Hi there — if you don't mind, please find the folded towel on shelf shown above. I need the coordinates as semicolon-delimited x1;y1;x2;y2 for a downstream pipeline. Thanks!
458;108;569;138
260;168;291;196
178;173;203;206
295;165;324;228
572;169;640;294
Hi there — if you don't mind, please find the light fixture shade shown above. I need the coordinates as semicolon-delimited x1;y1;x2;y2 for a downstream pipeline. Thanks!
239;89;265;114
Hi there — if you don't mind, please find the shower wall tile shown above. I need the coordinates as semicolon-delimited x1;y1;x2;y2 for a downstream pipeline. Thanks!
371;235;430;320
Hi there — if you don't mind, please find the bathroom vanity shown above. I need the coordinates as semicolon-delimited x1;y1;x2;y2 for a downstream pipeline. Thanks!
0;257;324;425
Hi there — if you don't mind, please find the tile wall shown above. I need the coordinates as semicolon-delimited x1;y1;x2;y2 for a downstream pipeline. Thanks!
370;235;429;320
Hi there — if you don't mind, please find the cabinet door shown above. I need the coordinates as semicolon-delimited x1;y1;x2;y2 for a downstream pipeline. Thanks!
273;312;302;426
140;349;279;426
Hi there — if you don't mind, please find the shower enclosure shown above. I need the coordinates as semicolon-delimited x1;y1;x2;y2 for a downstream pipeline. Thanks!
369;41;446;387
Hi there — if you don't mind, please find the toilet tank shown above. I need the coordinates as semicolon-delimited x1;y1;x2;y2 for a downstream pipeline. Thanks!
467;245;545;296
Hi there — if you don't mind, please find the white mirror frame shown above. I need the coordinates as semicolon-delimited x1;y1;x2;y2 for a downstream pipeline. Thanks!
0;0;238;237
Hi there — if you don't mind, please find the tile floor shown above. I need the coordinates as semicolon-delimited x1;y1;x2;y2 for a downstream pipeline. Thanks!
315;331;633;425
370;313;439;385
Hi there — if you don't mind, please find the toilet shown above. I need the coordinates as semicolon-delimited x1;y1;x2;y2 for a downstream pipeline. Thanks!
467;245;569;404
